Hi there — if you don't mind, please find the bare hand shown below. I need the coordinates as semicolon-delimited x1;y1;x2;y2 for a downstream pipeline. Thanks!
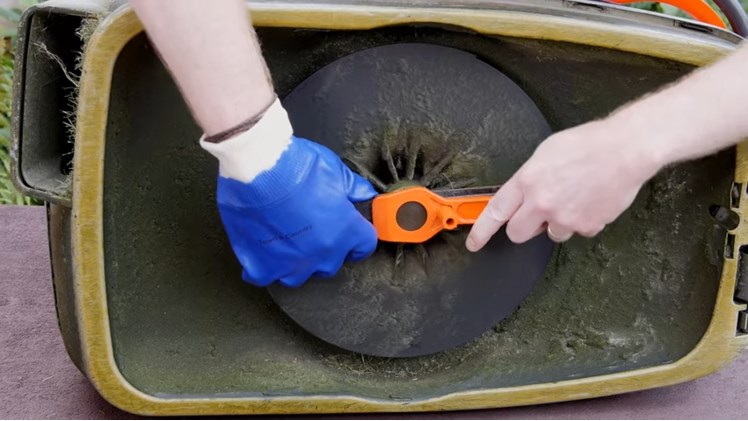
466;120;662;250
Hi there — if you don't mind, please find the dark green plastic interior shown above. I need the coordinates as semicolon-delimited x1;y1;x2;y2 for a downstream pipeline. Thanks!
102;27;732;399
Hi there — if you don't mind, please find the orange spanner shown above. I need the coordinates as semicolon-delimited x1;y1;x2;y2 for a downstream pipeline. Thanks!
371;185;499;243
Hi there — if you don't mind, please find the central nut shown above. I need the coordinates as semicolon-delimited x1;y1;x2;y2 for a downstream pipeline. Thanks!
344;123;477;278
396;201;428;231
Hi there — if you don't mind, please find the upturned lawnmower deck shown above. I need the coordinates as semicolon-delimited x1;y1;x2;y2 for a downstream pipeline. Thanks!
270;43;554;357
12;0;748;416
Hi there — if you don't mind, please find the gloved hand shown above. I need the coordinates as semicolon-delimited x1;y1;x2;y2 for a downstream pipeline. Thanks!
201;99;378;287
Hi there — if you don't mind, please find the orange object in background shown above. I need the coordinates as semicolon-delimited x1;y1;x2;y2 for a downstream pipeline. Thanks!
608;0;727;28
372;186;495;243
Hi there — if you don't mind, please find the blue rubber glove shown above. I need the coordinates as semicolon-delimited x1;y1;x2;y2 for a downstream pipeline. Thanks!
201;99;378;287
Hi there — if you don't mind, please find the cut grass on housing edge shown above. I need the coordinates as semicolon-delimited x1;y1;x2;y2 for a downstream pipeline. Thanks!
1;1;748;205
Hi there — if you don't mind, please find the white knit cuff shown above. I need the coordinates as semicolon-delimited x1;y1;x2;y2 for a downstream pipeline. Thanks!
199;98;293;183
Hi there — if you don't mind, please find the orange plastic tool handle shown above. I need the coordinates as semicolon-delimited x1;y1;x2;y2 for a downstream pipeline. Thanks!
608;0;727;29
372;186;493;243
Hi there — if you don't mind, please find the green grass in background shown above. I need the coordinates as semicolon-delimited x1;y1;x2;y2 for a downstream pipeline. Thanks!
0;37;35;205
0;1;748;205
1;0;37;205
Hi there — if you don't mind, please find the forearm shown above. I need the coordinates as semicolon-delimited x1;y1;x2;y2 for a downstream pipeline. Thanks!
609;43;748;168
130;0;275;136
